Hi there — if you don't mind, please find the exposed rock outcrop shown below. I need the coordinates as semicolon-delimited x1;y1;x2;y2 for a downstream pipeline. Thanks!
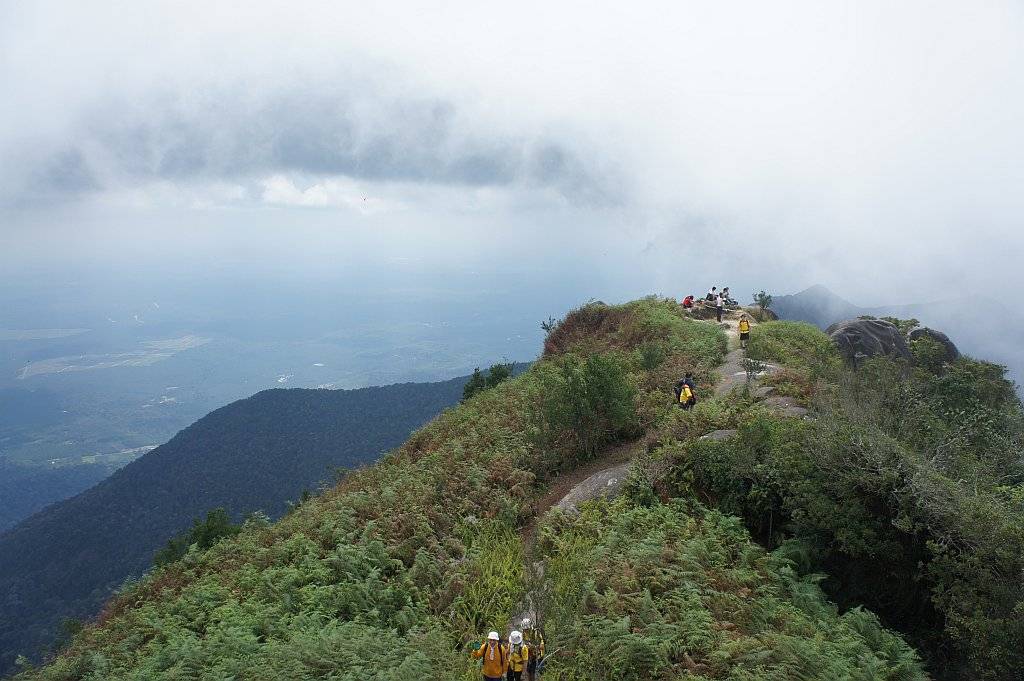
826;318;911;364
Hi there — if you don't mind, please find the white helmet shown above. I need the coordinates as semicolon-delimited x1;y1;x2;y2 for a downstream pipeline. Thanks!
510;631;523;645
488;631;500;641
521;618;531;627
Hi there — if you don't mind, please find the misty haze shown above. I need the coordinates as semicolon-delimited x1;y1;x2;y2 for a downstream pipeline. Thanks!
1;2;1021;680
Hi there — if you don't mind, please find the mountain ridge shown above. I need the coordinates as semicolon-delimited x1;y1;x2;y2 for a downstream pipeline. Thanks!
0;375;477;674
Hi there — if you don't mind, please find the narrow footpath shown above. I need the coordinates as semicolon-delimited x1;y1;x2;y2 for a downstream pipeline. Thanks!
512;307;770;630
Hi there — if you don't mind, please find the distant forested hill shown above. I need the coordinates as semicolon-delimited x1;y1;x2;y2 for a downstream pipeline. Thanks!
0;376;469;674
0;463;111;532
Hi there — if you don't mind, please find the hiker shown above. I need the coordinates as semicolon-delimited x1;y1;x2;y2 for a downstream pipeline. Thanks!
471;631;508;681
706;286;718;302
507;631;529;681
674;374;697;410
715;293;724;323
738;314;751;349
722;287;734;305
682;294;695;309
522;618;545;680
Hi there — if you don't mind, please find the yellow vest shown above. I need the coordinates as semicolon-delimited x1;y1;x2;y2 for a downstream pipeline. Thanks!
509;644;529;672
739;320;750;333
680;385;693;402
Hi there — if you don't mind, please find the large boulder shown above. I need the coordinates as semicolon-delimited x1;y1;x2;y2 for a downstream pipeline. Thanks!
908;327;960;363
826;318;911;364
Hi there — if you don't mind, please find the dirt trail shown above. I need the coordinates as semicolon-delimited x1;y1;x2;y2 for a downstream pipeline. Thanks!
521;438;641;549
512;305;792;642
536;309;753;518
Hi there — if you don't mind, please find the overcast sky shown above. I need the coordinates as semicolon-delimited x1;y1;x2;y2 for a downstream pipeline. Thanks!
2;1;1022;304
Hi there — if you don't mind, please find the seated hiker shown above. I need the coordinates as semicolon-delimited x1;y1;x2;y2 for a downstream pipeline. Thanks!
738;314;751;349
706;286;718;302
507;630;529;681
471;631;508;681
682;294;695;309
521;618;545;681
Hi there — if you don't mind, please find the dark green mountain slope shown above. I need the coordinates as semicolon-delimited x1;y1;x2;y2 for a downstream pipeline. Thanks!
0;376;469;675
0;463;111;532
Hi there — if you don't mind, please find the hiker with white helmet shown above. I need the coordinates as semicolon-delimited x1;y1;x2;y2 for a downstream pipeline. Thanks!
521;618;545;680
507;630;529;681
470;630;508;681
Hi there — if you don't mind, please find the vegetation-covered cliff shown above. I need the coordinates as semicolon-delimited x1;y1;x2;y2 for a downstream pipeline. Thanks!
10;298;1022;680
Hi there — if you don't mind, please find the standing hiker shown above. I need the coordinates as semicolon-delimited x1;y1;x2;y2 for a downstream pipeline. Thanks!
507;631;529;681
738;314;751;349
471;631;508;681
715;293;724;323
522;618;545;680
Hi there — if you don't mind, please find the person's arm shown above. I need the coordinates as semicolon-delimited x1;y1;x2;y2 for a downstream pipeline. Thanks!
471;642;484;659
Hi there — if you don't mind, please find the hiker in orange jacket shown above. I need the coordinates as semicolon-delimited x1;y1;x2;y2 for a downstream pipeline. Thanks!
471;631;508;681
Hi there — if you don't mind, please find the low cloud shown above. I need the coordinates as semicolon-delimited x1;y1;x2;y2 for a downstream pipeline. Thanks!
3;77;615;209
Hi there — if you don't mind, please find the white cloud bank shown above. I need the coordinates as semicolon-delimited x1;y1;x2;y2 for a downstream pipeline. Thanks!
1;0;1023;302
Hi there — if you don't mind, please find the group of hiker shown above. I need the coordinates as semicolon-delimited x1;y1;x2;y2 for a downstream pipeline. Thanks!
680;285;738;323
674;286;754;409
470;619;546;681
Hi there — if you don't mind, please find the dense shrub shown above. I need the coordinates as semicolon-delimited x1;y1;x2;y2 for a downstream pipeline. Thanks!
670;351;1024;679
534;351;640;459
535;497;926;680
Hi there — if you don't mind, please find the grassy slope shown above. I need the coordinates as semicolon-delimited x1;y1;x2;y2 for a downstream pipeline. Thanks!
13;302;927;680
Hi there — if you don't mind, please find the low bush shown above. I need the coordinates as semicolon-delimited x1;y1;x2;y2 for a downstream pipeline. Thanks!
669;351;1024;679
746;321;840;376
535;497;926;680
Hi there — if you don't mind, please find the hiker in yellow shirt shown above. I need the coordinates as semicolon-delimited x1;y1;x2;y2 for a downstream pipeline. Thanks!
738;314;751;350
507;630;529;681
471;631;508;681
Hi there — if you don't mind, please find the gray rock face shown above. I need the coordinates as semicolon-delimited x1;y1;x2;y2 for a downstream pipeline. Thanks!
826;319;911;364
554;463;631;512
909;327;960;362
763;396;810;418
700;429;738;441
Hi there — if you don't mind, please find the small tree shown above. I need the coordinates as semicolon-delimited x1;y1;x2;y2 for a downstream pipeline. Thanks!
462;368;487;401
462;362;516;401
754;290;773;311
154;508;241;567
